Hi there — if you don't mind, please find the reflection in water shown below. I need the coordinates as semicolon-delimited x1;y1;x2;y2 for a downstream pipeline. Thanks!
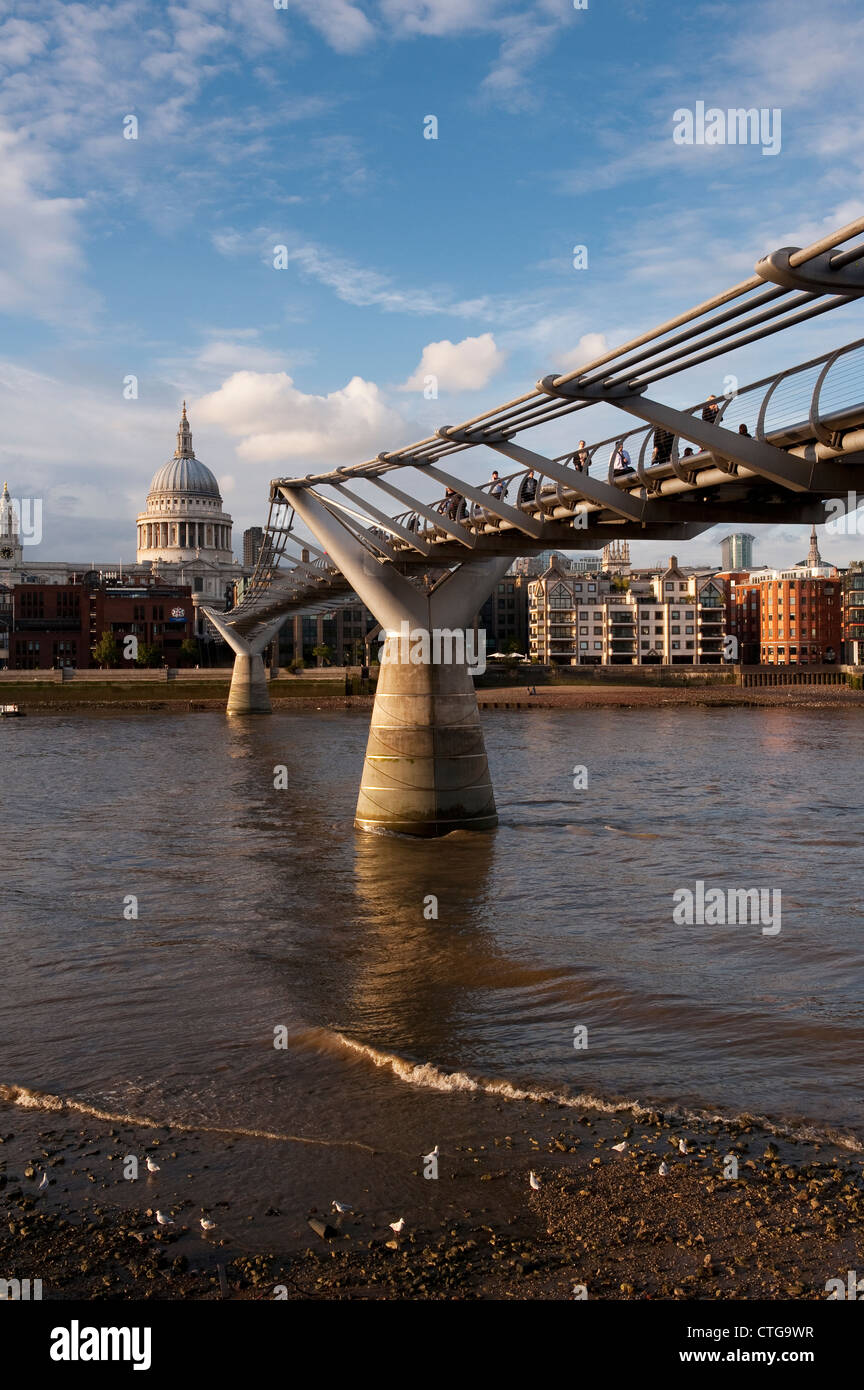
1;706;863;1153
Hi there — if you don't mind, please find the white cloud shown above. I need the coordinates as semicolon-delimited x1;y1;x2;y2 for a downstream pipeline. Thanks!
193;369;413;463
400;333;507;390
557;333;610;375
0;123;93;324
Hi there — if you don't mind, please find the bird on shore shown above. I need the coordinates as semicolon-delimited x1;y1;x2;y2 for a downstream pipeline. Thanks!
155;1210;174;1226
678;1139;688;1155
331;1200;353;1215
424;1145;439;1158
389;1218;406;1235
658;1161;669;1176
145;1156;160;1173
200;1217;216;1231
38;1171;48;1189
612;1141;627;1153
529;1171;541;1190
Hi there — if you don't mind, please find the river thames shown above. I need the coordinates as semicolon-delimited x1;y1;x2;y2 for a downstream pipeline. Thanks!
3;705;862;1191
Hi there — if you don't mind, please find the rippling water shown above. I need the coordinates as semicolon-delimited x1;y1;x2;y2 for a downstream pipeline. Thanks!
2;706;863;1171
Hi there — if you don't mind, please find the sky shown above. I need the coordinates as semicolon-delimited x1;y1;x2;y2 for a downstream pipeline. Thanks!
2;0;864;569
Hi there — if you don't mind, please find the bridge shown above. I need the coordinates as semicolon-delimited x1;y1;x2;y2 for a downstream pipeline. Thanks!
204;215;864;836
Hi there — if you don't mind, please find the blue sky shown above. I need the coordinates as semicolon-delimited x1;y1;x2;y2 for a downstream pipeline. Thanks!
2;0;864;567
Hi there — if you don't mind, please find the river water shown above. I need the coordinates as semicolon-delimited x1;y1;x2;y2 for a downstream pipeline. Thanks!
1;706;862;1230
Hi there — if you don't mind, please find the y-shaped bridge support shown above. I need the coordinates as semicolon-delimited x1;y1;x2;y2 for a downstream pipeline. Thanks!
287;487;511;836
203;609;287;716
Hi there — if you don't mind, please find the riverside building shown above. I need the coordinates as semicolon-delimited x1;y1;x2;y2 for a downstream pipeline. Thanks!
528;557;726;665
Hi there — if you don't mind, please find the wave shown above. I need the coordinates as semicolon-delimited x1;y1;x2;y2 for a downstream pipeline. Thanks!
303;1029;864;1153
0;1082;377;1153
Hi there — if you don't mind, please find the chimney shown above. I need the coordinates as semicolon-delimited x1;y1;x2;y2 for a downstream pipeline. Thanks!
669;555;677;569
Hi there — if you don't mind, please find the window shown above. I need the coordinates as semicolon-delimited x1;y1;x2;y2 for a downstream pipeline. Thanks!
671;625;680;634
593;641;603;649
579;627;588;635
685;625;694;635
579;641;588;650
685;641;694;649
671;641;680;650
671;611;680;619
587;584;596;593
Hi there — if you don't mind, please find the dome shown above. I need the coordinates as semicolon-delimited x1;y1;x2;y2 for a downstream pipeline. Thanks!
148;455;221;498
146;403;221;500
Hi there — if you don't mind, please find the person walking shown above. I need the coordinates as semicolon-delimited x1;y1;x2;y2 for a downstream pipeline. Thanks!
611;441;633;474
702;394;720;425
518;469;538;506
574;439;591;472
651;427;674;465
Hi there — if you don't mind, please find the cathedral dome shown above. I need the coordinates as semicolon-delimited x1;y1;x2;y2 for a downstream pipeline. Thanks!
148;455;221;499
146;402;221;500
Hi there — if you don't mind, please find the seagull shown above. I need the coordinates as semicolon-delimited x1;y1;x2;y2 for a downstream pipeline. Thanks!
331;1200;353;1215
611;1141;627;1153
200;1217;216;1231
529;1171;541;1190
389;1218;406;1235
658;1161;669;1176
146;1156;160;1173
678;1139;688;1155
424;1145;439;1158
38;1171;49;1189
155;1210;174;1226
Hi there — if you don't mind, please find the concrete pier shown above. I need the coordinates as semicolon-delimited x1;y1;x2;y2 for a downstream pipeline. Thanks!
226;651;271;716
355;647;497;836
287;485;511;835
202;608;286;717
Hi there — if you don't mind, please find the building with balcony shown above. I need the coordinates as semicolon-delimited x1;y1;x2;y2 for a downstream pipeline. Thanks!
528;557;727;666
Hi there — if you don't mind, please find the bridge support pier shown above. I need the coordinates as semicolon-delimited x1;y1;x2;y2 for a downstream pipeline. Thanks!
203;609;287;716
287;487;511;835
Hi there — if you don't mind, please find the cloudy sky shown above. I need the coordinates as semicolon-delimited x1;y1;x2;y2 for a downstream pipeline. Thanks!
2;0;864;567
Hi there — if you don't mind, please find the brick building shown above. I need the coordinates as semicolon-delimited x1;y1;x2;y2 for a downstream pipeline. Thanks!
7;578;194;670
724;566;841;666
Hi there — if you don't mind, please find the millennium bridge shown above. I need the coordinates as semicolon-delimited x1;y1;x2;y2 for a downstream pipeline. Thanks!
204;216;864;836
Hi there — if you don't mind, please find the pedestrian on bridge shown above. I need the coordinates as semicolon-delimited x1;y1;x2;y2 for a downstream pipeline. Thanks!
518;469;538;506
488;470;508;500
574;439;591;471
612;441;633;474
651;427;674;465
702;394;721;425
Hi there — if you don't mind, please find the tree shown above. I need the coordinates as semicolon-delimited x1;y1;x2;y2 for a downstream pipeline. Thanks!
179;638;199;666
92;631;120;669
312;643;333;667
135;641;162;668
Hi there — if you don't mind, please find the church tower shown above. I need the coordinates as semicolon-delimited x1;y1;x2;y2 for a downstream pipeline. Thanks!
807;524;822;569
0;482;23;580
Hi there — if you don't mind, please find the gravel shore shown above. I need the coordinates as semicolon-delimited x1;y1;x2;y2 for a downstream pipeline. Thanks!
3;1096;860;1301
